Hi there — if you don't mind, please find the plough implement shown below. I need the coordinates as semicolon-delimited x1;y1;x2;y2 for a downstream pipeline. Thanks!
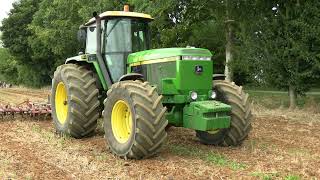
0;99;51;119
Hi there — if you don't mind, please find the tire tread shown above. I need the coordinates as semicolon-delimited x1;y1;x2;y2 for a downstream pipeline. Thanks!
213;80;252;146
51;64;100;138
104;80;168;159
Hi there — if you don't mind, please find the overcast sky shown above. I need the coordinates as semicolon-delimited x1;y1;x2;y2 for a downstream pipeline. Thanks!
0;0;16;25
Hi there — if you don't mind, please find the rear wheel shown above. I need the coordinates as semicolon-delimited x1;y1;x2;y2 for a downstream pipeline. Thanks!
196;80;252;146
103;80;168;159
51;64;100;138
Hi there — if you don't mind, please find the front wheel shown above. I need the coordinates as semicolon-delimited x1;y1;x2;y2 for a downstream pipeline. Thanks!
196;80;252;146
103;80;168;159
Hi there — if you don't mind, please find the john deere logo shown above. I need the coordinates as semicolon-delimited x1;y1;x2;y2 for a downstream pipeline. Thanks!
195;65;203;74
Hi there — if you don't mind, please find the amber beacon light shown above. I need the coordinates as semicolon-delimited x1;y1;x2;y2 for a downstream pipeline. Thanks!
124;5;130;12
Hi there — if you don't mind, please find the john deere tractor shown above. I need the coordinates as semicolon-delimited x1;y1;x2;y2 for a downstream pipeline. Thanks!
51;5;252;159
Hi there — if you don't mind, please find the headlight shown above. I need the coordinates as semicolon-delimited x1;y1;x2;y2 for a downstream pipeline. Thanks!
182;56;211;61
211;91;217;99
190;91;198;100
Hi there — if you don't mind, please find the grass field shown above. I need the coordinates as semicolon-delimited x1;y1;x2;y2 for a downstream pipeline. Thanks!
247;89;320;111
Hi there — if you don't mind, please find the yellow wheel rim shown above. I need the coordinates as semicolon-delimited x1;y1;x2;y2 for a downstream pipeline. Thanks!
111;100;133;143
55;82;68;124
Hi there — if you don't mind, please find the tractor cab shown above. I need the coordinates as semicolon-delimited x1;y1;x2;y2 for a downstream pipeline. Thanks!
80;5;153;82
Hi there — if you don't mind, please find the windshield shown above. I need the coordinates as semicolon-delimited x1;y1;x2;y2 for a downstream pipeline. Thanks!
104;19;150;53
105;19;132;53
104;18;150;82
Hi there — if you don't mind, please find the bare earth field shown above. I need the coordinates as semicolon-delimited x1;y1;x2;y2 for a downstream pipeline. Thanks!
0;87;319;179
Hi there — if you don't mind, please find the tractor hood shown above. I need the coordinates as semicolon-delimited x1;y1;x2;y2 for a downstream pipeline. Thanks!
127;48;213;64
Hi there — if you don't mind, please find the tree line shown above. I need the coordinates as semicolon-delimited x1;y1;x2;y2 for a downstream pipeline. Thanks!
0;0;319;108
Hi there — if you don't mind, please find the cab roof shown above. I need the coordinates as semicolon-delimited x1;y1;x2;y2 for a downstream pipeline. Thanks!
85;11;153;25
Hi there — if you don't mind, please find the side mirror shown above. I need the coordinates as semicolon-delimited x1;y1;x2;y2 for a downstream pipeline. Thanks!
93;11;98;18
77;28;87;43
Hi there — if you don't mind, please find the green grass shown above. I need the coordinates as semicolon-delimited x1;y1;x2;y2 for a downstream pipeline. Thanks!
244;85;320;92
168;144;246;170
247;90;320;109
311;88;320;92
284;175;300;180
251;172;280;180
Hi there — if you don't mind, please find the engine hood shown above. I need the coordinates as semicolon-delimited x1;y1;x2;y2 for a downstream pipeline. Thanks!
127;48;213;64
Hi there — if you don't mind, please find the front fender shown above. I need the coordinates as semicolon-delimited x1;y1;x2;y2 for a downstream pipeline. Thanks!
65;54;108;90
118;73;144;82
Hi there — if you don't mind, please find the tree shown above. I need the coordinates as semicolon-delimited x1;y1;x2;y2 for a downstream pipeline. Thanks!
29;0;124;71
251;1;320;108
0;0;47;87
1;0;40;62
130;0;228;73
29;0;83;67
0;32;3;47
0;48;18;84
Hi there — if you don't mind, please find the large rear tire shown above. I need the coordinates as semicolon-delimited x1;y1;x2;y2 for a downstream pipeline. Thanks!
103;80;168;159
196;80;252;146
51;64;100;138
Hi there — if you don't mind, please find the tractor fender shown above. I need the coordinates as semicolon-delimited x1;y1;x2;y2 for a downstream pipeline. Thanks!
65;58;106;91
212;74;226;80
118;73;144;82
65;55;108;90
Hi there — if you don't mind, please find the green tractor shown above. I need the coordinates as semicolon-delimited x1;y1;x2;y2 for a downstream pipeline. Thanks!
51;5;252;159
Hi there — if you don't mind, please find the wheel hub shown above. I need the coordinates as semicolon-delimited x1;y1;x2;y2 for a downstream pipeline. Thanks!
111;100;133;143
55;82;68;124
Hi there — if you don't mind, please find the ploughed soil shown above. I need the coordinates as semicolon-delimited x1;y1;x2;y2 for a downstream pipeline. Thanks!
0;87;319;179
